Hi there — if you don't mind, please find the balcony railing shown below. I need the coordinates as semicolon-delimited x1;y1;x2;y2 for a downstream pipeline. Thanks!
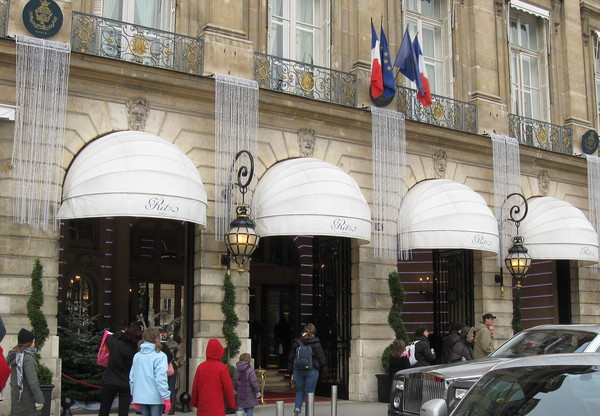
396;86;477;134
0;0;9;39
71;12;203;75
254;53;357;107
509;114;573;155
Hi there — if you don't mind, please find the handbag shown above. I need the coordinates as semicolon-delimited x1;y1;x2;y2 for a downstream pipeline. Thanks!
167;361;175;376
96;330;112;367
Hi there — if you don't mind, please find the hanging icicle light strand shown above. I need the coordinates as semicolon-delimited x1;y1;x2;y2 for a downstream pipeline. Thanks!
12;35;71;230
371;107;406;259
586;155;600;272
491;133;522;268
214;74;259;242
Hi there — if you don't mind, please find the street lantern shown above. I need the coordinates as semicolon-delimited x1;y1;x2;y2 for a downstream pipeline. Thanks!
504;192;532;289
224;150;260;273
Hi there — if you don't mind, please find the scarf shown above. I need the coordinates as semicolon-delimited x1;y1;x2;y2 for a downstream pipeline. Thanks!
15;347;37;401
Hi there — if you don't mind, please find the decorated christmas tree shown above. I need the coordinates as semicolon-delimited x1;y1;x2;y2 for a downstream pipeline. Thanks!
58;301;104;402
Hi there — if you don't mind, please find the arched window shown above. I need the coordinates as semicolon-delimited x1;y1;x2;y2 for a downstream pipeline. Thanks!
66;274;93;317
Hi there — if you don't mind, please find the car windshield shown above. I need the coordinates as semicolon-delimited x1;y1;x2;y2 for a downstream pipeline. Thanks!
489;329;597;358
452;365;600;416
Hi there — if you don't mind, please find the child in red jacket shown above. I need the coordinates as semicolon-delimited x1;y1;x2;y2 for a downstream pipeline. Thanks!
191;338;237;416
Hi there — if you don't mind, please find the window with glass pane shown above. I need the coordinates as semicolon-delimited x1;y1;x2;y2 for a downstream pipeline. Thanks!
404;0;445;95
102;0;173;31
269;0;324;65
509;12;546;120
595;35;600;128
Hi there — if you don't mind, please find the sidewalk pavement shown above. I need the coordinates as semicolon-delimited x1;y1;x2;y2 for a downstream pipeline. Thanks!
105;400;388;416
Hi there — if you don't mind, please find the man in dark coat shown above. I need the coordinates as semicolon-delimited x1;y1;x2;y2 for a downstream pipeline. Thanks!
98;324;142;416
441;322;465;364
413;327;436;367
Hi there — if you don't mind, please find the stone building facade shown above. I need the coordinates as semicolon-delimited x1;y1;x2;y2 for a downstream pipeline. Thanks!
1;0;600;414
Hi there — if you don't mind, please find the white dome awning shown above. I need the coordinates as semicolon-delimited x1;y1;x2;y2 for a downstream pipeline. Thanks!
57;131;207;225
398;179;499;253
253;158;371;243
520;196;598;263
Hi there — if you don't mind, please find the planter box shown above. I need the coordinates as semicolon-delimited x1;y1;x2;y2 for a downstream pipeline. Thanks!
376;373;390;403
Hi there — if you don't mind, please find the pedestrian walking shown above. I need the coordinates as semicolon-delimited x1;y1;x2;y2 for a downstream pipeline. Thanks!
287;323;328;416
441;322;465;364
450;325;474;362
6;328;44;415
473;313;496;359
0;317;11;393
190;338;237;416
388;339;411;378
129;327;172;416
233;353;261;416
412;327;436;367
98;323;142;416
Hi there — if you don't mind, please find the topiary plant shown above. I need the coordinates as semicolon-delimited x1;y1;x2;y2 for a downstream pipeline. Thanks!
381;270;410;373
512;288;523;334
27;259;53;385
221;270;240;374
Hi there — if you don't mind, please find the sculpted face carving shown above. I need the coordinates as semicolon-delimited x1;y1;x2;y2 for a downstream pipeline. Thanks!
127;97;150;131
538;170;550;196
297;128;316;157
433;149;447;179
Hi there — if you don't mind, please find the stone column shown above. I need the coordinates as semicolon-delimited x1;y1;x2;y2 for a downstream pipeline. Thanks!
459;0;509;135
198;0;255;78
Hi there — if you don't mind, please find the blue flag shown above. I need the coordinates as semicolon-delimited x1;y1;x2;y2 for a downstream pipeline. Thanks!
379;26;396;99
394;28;423;94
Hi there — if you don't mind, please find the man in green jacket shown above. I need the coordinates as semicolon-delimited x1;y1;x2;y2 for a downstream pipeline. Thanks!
473;313;496;359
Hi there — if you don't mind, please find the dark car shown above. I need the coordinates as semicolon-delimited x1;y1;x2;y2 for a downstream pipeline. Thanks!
420;353;600;416
388;324;600;416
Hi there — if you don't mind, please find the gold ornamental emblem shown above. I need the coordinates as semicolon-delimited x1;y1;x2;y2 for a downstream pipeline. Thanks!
28;0;58;31
431;102;444;121
130;34;150;57
300;71;315;92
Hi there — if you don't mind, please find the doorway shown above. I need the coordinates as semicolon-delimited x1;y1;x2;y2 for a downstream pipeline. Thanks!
250;235;352;399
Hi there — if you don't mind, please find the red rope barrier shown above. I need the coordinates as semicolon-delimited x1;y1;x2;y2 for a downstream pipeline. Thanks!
61;373;102;389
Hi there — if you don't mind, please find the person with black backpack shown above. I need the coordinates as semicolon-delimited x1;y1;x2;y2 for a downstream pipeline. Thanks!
287;323;327;416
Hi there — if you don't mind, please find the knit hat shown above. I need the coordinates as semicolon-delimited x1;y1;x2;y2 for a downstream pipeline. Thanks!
18;328;34;345
453;322;466;332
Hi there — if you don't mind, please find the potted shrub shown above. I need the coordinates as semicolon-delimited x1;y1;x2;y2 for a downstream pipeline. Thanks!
221;269;240;414
27;259;54;416
377;270;410;403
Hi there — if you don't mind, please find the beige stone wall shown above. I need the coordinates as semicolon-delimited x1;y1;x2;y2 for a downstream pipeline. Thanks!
1;0;600;407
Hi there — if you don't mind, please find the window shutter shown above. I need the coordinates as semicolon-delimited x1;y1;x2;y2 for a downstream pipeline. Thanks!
541;17;550;121
320;0;331;68
93;0;102;16
162;0;175;32
443;0;453;97
267;1;273;54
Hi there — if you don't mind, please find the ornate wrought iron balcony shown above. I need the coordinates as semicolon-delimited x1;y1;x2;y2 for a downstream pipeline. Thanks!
71;12;203;75
0;0;9;39
254;53;357;107
509;114;573;155
396;86;477;134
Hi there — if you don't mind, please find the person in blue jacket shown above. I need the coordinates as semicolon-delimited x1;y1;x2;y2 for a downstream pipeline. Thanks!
129;327;171;416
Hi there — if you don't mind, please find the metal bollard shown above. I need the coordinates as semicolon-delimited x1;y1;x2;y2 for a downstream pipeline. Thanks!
276;400;285;416
330;385;338;416
307;392;315;416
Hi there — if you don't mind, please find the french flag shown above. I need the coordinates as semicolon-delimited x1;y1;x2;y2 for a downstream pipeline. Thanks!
413;37;432;107
394;29;432;108
370;22;383;98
